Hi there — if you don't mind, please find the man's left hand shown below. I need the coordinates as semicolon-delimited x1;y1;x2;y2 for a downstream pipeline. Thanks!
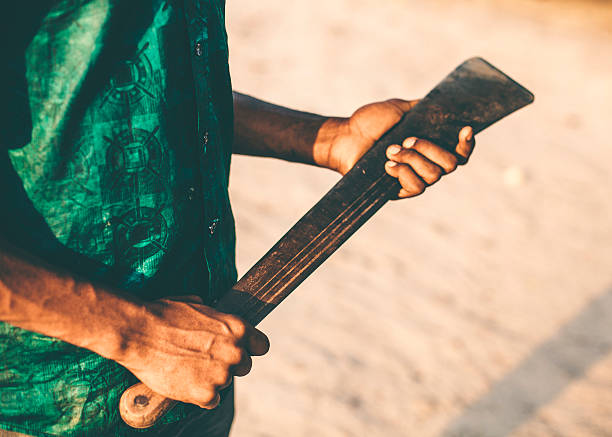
321;98;475;198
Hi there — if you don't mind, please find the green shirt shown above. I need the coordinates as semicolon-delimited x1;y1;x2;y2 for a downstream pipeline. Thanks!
1;1;236;435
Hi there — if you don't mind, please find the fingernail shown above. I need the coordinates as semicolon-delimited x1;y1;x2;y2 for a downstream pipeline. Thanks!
387;145;401;155
404;137;417;148
386;161;398;168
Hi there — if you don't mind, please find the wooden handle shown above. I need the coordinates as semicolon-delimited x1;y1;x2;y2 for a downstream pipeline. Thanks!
119;383;177;428
118;57;534;429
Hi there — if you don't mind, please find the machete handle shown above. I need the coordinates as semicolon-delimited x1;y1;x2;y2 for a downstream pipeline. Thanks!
119;383;177;429
118;57;534;429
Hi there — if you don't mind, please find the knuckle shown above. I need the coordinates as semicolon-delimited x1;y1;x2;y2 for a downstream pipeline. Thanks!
233;323;248;340
398;164;415;180
198;388;217;406
431;165;444;182
426;173;441;185
446;156;458;173
398;167;425;195
202;397;219;409
205;391;218;404
215;319;233;337
227;345;245;365
400;149;417;163
214;337;239;360
224;315;247;338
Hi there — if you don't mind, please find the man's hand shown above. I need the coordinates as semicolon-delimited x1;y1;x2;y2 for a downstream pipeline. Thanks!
118;296;269;409
0;236;269;411
320;99;475;198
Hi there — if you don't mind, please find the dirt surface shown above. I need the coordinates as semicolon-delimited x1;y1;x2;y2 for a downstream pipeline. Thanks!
225;1;612;436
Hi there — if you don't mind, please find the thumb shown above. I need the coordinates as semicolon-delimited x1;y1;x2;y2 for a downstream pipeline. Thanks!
351;98;421;142
385;98;420;113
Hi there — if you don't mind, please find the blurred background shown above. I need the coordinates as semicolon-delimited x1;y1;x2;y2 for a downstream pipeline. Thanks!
226;0;612;436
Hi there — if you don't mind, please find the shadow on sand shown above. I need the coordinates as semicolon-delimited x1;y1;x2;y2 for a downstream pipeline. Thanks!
441;286;612;437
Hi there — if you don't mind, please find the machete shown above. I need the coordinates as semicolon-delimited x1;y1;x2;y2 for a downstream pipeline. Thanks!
119;57;534;428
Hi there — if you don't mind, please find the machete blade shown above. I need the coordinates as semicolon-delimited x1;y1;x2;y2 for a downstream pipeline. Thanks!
216;57;534;326
120;57;534;428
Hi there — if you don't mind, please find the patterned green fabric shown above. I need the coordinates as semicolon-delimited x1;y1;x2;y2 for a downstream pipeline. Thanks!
1;1;236;435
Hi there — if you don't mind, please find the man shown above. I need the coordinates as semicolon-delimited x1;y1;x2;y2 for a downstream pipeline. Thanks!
0;1;474;436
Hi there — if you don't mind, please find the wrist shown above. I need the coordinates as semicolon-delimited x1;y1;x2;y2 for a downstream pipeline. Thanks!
110;298;199;371
82;288;154;367
312;116;349;172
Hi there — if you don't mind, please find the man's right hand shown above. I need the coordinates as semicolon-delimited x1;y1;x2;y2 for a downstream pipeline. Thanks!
0;239;269;409
118;295;270;409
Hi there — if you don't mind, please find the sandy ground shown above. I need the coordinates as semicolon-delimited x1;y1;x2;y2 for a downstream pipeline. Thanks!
224;1;612;436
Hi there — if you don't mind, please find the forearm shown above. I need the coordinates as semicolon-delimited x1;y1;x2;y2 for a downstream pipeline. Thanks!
0;238;148;361
232;91;345;169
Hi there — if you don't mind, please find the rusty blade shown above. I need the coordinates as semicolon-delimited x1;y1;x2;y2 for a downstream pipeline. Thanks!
119;57;534;429
216;57;534;325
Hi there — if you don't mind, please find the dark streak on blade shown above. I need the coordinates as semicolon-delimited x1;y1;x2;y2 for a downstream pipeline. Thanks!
216;57;534;326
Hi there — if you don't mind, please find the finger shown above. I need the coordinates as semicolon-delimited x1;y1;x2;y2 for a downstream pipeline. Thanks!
218;314;248;340
209;338;243;365
208;365;232;389
233;351;253;377
398;188;412;198
386;145;444;185
190;387;219;409
245;326;270;356
200;392;221;410
218;375;234;390
385;161;426;198
216;314;269;355
455;126;475;161
406;137;458;174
